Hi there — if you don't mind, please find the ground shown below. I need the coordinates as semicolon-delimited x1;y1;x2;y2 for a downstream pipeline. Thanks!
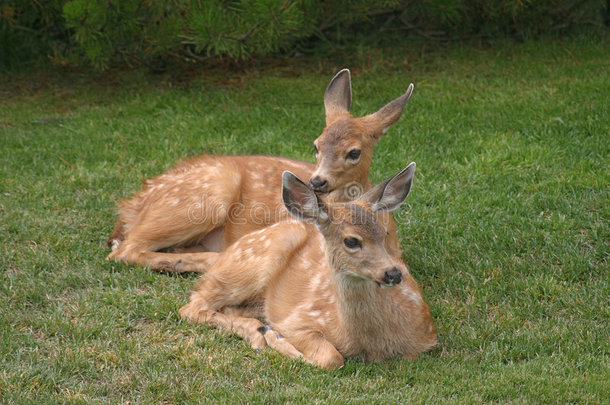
0;37;608;403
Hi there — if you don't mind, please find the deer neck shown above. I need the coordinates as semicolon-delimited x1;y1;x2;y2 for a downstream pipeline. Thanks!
331;271;396;345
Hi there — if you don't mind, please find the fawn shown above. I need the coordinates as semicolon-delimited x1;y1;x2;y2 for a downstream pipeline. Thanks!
107;69;415;273
179;162;436;368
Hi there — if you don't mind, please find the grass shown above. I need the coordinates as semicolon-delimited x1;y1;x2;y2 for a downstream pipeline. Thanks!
1;37;608;403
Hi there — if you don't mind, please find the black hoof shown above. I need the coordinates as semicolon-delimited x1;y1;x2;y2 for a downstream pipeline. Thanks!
257;325;274;334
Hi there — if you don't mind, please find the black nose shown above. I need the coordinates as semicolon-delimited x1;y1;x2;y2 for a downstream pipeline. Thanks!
382;268;402;286
309;176;328;191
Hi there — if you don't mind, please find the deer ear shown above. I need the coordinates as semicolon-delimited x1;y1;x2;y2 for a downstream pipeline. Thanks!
363;83;413;139
324;69;352;125
359;162;416;213
282;171;326;222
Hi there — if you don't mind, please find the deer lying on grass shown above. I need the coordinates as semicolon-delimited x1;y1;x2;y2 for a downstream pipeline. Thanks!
107;69;415;273
179;163;436;368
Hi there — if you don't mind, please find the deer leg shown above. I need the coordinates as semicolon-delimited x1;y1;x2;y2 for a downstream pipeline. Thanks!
220;305;264;319
259;326;303;359
108;178;237;271
179;303;267;349
163;245;208;253
137;251;220;273
288;331;345;369
179;264;273;349
108;248;219;274
107;223;224;273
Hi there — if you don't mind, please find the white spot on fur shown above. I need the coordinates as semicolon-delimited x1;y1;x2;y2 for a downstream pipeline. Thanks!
318;237;325;252
309;273;323;290
111;239;121;252
208;167;221;176
400;285;422;305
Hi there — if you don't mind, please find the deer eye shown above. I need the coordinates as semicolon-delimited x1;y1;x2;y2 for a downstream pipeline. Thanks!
346;149;361;161
344;237;362;249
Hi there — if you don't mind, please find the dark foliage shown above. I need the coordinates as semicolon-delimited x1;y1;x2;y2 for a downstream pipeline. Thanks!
1;0;607;70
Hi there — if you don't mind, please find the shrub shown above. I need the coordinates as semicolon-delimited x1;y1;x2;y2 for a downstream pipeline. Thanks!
0;0;68;68
1;0;607;70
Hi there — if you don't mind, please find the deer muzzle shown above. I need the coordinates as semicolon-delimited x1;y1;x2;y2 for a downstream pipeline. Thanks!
309;176;329;193
377;267;402;288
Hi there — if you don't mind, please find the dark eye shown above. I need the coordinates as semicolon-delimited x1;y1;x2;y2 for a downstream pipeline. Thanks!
344;237;362;249
346;149;361;160
313;144;319;154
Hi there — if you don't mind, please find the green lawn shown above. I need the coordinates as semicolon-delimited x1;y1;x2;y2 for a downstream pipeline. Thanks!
1;37;608;403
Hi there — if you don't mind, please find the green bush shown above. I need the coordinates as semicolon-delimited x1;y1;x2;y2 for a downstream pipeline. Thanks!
1;0;607;70
186;0;320;60
0;0;68;68
62;0;185;69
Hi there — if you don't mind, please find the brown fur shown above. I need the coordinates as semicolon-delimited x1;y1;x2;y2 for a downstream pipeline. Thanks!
180;165;436;368
107;70;414;272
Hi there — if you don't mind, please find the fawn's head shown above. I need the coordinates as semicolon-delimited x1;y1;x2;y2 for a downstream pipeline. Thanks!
310;69;414;202
283;162;416;288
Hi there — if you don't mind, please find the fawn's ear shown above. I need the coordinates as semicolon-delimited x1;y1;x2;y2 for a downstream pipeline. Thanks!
359;162;416;213
362;83;414;140
324;68;352;125
282;171;326;223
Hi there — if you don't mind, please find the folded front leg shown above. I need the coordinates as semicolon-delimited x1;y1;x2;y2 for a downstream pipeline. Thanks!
259;326;303;359
288;331;345;369
179;302;267;349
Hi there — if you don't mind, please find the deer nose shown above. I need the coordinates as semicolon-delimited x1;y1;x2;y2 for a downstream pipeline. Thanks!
309;176;328;192
382;268;402;286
